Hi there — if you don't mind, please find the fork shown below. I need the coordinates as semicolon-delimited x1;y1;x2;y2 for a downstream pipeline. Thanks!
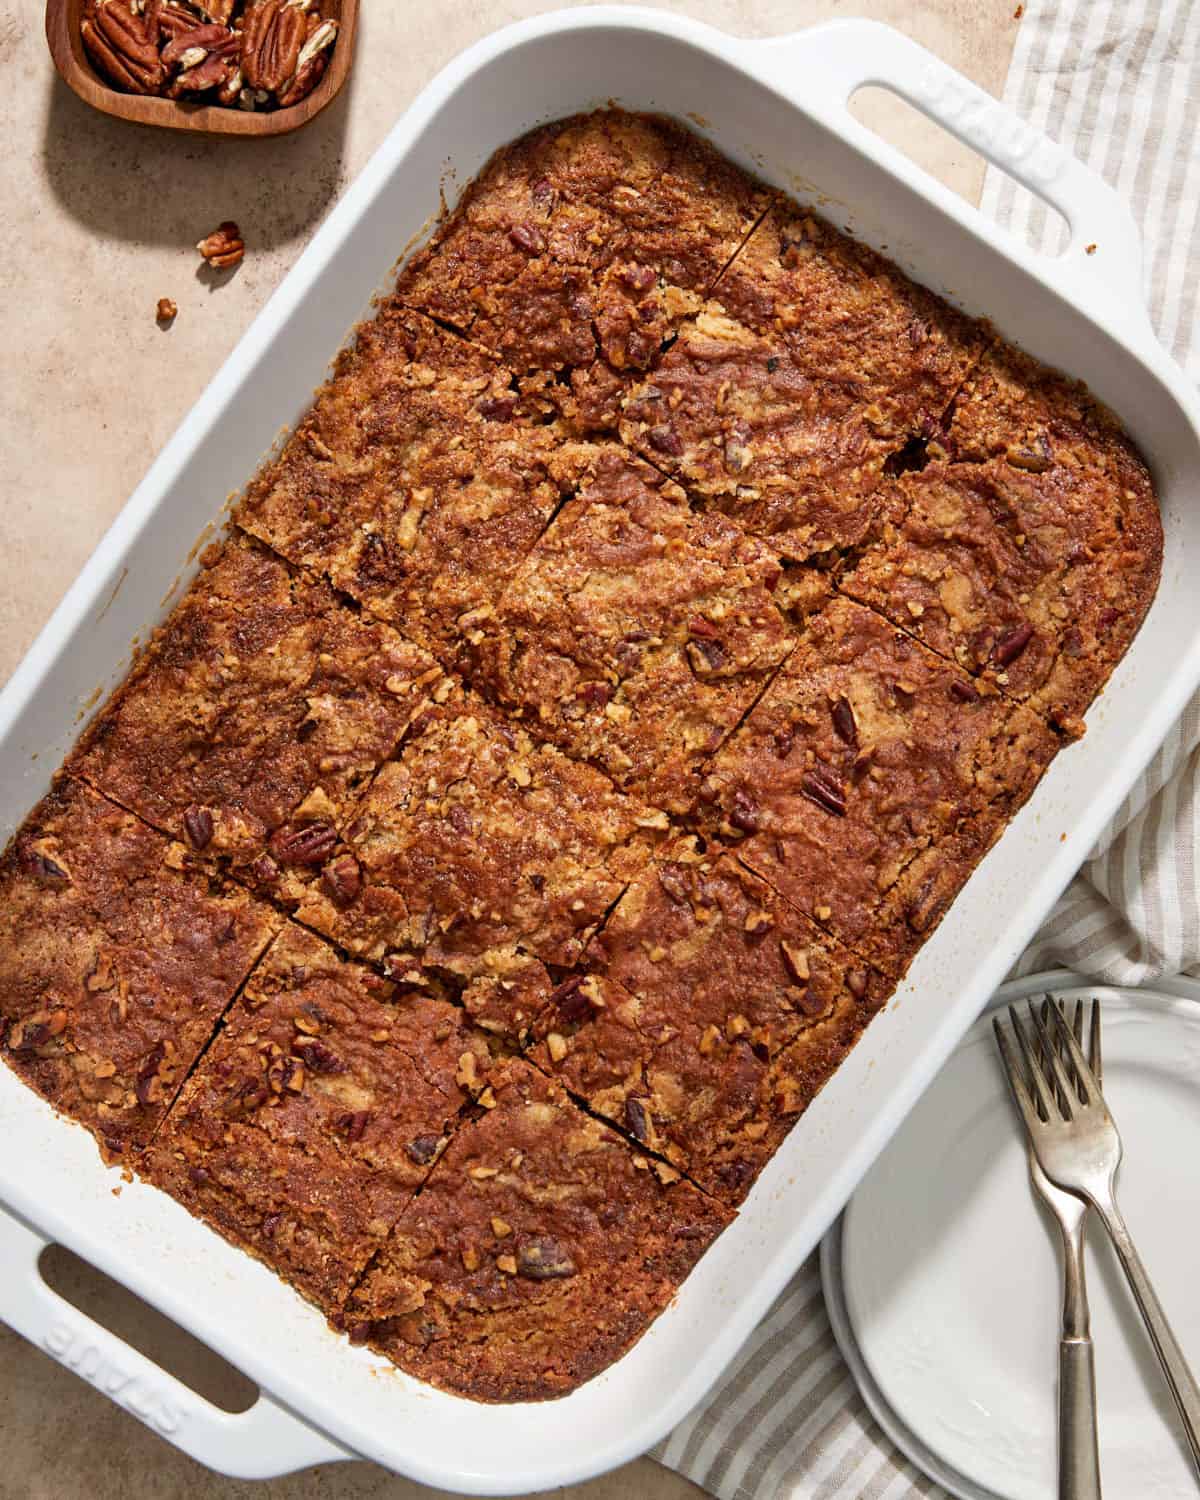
1024;999;1102;1499
995;998;1200;1482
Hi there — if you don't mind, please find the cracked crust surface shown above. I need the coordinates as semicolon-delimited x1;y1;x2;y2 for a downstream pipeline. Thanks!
343;1058;730;1401
292;684;666;1041
472;444;792;813
0;778;278;1159
144;924;488;1311
531;841;889;1202
0;107;1164;1405
70;533;445;902
699;597;1060;976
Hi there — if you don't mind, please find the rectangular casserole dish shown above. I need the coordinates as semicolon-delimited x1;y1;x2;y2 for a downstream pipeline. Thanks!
1;8;1197;1491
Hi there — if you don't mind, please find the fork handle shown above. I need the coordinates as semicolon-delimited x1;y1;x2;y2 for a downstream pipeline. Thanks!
1059;1337;1102;1499
1091;1192;1200;1477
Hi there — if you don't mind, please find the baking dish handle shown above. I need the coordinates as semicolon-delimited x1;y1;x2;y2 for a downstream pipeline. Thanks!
746;19;1148;329
0;1207;353;1478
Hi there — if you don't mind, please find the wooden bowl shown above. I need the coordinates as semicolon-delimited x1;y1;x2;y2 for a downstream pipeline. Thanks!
45;0;357;136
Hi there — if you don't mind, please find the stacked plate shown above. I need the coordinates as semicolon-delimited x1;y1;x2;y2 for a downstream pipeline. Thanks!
822;972;1200;1500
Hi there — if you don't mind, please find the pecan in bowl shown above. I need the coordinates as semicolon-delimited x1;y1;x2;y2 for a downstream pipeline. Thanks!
75;0;340;114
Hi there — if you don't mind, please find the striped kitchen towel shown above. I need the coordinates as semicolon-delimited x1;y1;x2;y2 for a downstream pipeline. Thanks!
656;3;1200;1495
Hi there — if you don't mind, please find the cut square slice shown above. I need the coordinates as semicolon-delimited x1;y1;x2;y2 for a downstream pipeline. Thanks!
0;779;277;1160
698;596;1060;976
712;199;985;442
473;446;793;813
619;306;892;562
341;1058;731;1401
399;110;768;349
531;840;890;1203
293;686;667;1042
70;534;446;902
839;454;1162;735
145;924;490;1312
236;307;569;661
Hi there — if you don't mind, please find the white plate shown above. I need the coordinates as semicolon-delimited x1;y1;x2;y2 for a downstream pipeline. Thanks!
830;972;1200;1500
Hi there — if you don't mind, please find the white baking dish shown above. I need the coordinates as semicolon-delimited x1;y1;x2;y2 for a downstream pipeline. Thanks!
2;8;1197;1492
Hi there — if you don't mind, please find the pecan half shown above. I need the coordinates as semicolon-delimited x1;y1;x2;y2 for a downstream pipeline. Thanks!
241;0;306;92
196;221;244;269
276;17;337;107
270;821;337;867
82;0;166;94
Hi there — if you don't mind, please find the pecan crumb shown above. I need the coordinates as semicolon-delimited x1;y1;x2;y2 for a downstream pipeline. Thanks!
156;297;178;325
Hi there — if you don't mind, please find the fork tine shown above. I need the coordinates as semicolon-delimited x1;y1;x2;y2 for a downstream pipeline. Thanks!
1072;997;1083;1048
1008;1004;1058;1120
1047;1000;1103;1105
993;1015;1044;1138
1090;999;1103;1088
1030;999;1080;1113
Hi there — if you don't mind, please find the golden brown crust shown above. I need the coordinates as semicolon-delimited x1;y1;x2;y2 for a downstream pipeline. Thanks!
70;534;446;900
532;841;889;1202
342;1059;731;1401
0;779;278;1160
291;682;666;1040
699;597;1060;976
0;108;1165;1404
144;924;486;1311
473;444;792;813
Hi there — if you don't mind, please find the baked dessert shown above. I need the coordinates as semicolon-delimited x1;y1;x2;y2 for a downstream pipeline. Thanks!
0;109;1161;1401
146;923;489;1310
471;443;791;813
530;839;888;1202
0;778;277;1160
341;1058;731;1401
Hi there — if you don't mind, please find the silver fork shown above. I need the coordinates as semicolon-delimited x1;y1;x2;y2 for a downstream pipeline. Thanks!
995;998;1200;1483
1023;998;1102;1500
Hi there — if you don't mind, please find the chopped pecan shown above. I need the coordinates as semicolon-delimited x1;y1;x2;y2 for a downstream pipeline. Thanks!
293;1037;345;1074
657;863;692;904
992;622;1035;667
647;423;683;457
337;1110;370;1142
550;974;590;1024
156;297;178;323
508;223;546;255
949;678;980;704
183;804;213;850
18;845;69;883
624;1095;650;1143
321;852;361;906
405;1133;443;1165
135;1041;167;1108
800;767;846;817
516;1234;577;1280
830;696;858;746
728;788;761;834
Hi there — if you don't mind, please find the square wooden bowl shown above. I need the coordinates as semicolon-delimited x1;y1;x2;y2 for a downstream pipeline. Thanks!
46;0;357;136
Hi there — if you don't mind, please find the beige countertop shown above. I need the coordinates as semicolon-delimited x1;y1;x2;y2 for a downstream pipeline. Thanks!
0;1;1018;1496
